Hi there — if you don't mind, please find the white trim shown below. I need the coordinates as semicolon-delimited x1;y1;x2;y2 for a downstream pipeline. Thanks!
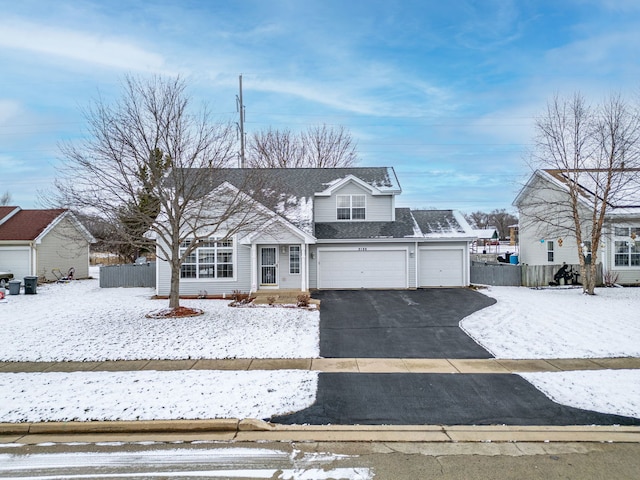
336;193;367;221
315;175;392;197
179;236;237;282
0;207;20;226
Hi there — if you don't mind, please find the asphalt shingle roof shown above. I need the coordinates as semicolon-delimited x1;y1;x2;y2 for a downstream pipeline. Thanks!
0;208;67;241
315;208;417;239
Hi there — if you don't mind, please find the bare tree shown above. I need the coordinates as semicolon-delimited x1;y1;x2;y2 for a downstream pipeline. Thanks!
525;92;640;294
464;211;490;229
0;191;11;205
247;124;358;168
53;75;267;313
488;209;518;240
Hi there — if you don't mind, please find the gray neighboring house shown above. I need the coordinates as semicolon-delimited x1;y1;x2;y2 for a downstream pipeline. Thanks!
155;167;476;296
0;206;95;282
514;168;640;285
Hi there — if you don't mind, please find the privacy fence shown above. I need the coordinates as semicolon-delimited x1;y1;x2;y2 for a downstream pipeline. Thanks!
471;261;603;287
99;262;156;288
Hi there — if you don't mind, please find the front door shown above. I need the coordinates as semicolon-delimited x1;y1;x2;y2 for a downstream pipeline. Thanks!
260;247;278;286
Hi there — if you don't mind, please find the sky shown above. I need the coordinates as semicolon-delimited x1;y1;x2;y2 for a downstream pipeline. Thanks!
2;0;640;214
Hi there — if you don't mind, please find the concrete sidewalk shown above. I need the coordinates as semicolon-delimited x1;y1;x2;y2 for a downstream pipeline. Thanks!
2;420;640;444
1;356;639;373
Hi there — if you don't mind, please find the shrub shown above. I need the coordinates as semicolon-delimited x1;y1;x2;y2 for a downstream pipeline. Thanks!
231;290;253;305
297;293;311;307
603;270;619;287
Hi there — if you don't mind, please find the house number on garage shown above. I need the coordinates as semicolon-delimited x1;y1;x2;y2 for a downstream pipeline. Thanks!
358;247;368;251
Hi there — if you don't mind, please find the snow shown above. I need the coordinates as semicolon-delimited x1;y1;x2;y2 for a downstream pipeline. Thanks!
1;278;639;422
0;370;317;422
520;370;640;419
461;285;640;359
0;278;319;361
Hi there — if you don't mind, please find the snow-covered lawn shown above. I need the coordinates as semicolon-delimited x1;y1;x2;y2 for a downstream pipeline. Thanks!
461;285;640;359
0;279;319;361
0;370;317;422
1;279;639;422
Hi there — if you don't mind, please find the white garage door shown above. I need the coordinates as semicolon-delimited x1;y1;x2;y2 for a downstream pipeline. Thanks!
0;247;31;280
419;248;464;287
318;248;407;289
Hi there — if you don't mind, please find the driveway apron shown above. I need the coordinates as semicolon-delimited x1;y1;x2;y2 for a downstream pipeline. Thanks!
317;289;496;358
271;373;640;426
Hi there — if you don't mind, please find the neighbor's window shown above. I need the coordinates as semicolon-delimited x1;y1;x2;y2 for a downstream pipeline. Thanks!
614;227;640;267
289;245;301;274
582;241;592;264
180;237;234;279
336;194;366;220
547;240;554;262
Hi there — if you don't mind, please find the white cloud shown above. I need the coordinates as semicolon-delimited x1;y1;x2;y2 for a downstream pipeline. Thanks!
0;18;167;73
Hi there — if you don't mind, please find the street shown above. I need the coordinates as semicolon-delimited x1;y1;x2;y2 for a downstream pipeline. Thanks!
2;441;640;479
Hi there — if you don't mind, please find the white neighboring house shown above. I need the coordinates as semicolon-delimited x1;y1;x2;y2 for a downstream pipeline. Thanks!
514;169;640;285
0;206;95;283
155;167;476;296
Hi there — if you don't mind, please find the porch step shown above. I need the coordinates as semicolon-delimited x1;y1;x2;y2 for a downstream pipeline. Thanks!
253;290;319;307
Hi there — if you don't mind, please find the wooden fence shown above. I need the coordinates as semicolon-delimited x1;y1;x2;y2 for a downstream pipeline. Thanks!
99;262;156;288
471;261;603;287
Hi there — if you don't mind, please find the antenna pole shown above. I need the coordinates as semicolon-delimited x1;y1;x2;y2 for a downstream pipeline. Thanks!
238;74;246;168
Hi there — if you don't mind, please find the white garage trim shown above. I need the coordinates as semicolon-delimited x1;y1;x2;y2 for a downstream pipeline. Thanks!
317;246;408;289
419;246;467;287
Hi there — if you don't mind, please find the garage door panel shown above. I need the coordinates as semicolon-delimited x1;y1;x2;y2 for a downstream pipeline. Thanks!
420;249;464;287
0;248;30;280
318;249;406;289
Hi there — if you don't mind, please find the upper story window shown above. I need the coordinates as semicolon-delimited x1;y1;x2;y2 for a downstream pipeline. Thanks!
180;237;234;279
337;194;366;220
547;240;554;262
614;227;640;267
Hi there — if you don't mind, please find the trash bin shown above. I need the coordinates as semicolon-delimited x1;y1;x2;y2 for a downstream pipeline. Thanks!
8;280;21;295
23;276;38;294
509;254;519;265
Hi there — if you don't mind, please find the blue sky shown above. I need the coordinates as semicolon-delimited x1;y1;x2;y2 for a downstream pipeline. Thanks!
2;0;640;213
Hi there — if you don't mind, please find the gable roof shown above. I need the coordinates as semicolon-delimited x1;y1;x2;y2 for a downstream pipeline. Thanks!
0;208;67;241
193;167;401;234
0;206;20;225
514;168;640;216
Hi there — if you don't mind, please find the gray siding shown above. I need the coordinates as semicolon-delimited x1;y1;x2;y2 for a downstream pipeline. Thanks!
156;242;252;297
37;217;90;281
314;183;395;222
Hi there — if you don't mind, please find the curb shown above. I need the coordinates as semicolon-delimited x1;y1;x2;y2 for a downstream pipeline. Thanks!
2;420;640;444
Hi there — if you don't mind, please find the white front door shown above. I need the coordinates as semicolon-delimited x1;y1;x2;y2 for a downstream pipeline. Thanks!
260;247;278;286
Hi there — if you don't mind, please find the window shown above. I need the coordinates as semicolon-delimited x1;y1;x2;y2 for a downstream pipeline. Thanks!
614;227;640;267
289;245;301;274
336;194;366;220
547;240;554;262
180;238;234;279
582;241;592;265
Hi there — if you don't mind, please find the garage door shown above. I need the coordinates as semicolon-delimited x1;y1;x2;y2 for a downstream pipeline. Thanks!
0;247;31;280
419;248;464;287
318;248;407;289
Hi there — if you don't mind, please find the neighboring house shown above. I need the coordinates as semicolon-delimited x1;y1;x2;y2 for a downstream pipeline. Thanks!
514;169;640;285
155;167;476;296
0;206;95;282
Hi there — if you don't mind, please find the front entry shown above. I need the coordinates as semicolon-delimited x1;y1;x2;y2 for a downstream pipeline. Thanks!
260;247;278;286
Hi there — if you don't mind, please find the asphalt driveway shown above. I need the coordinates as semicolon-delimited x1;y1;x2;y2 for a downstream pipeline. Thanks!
270;373;640;426
316;289;496;358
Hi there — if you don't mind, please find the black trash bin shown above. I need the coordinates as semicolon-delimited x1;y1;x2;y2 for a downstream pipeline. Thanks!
23;276;38;294
8;280;21;295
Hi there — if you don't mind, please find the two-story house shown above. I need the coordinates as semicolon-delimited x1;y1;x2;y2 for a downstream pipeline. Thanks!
514;168;640;285
155;167;475;296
